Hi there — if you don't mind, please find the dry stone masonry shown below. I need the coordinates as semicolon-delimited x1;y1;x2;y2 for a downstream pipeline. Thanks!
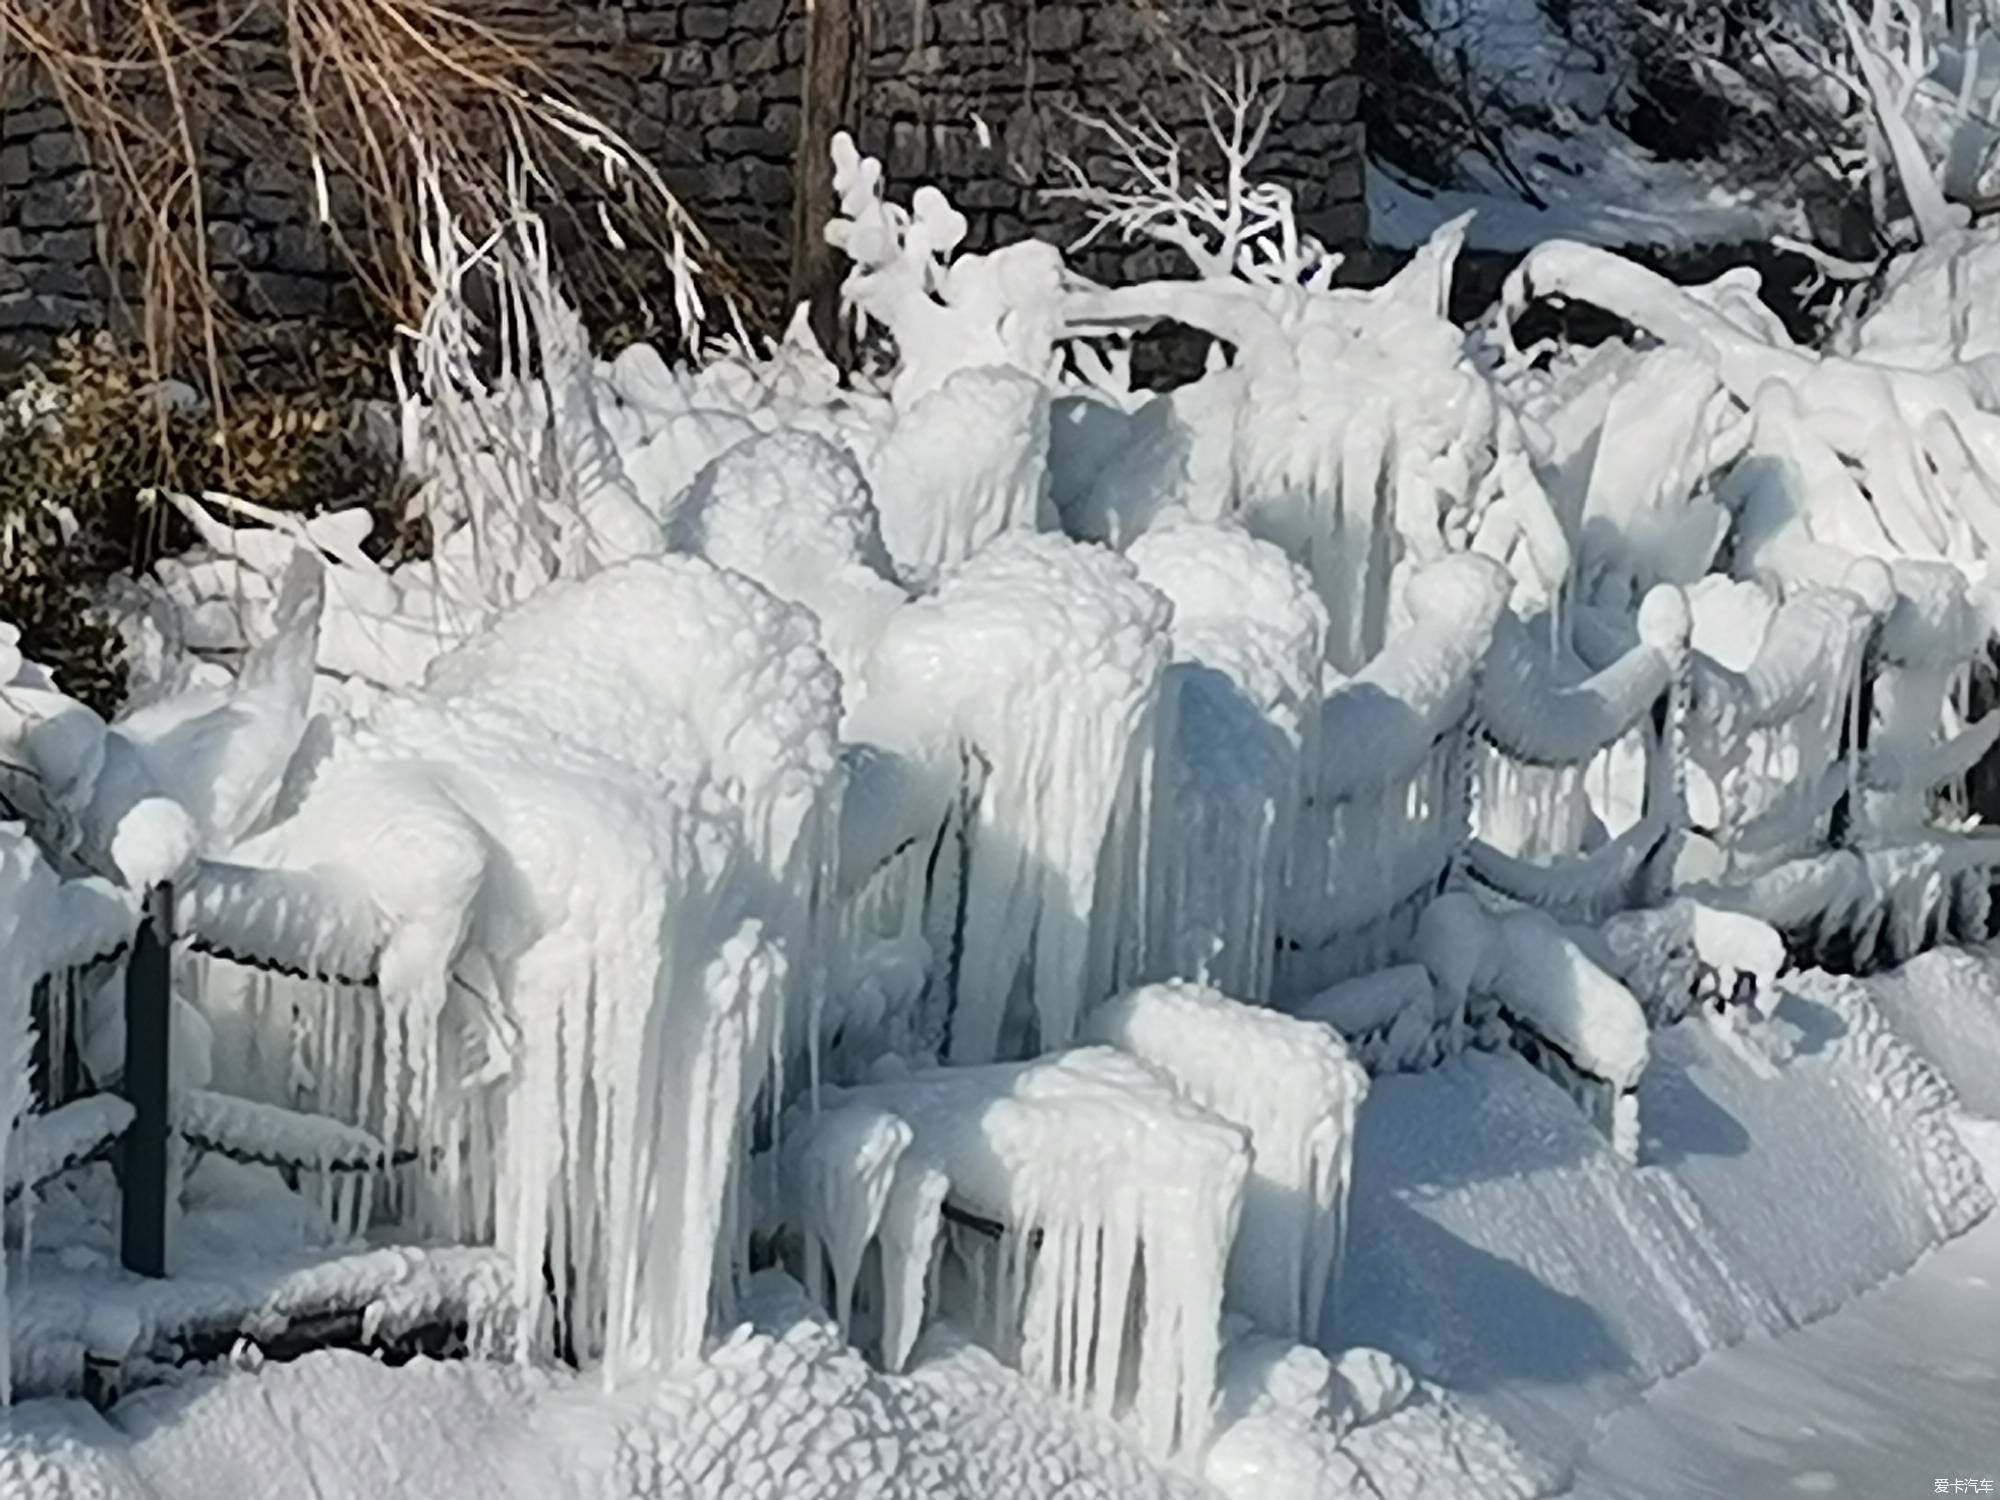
0;0;1364;345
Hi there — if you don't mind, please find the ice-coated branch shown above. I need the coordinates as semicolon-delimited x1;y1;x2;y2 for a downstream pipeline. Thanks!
825;133;1068;407
1478;587;1689;769
1051;68;1335;289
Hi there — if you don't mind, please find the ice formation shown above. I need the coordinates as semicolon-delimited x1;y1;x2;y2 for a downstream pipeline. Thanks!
853;532;1171;1063
179;556;843;1378
796;1047;1250;1456
664;429;906;684
12;118;2000;1500
0;830;133;1399
1126;523;1327;1000
823;132;1061;589
1082;981;1366;1342
1069;217;1571;666
1278;554;1510;995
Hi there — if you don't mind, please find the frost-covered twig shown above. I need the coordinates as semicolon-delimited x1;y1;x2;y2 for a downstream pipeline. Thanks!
1050;67;1337;288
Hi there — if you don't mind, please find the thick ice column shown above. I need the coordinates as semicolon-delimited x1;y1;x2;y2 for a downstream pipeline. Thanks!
1127;525;1327;1001
856;534;1173;1063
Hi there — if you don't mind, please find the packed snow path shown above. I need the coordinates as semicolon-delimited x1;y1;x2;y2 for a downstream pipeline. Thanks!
1569;1122;2000;1500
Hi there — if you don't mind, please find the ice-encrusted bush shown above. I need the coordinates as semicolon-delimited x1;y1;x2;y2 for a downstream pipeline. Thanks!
0;332;407;712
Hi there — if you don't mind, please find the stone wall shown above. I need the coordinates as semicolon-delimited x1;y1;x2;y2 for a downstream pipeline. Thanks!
0;0;1365;350
0;96;369;348
1;100;114;345
626;0;1365;269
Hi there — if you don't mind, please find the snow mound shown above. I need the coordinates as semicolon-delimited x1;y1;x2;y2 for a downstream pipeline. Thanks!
1339;961;1990;1478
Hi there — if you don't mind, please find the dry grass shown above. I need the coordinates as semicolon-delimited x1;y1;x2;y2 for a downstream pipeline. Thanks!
0;0;732;412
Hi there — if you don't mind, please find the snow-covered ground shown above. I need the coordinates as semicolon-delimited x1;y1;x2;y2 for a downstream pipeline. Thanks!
3;947;1997;1499
1572;1119;2000;1500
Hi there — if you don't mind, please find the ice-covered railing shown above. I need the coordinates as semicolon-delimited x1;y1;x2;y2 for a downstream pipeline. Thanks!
172;556;844;1378
781;979;1365;1458
1294;892;1650;1157
1465;585;1692;925
1274;556;1509;997
0;826;136;1399
0;596;435;1392
0;664;382;1408
1853;560;2000;839
1674;558;2000;969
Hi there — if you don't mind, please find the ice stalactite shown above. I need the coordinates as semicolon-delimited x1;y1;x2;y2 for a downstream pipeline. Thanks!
862;367;1058;592
1126;524;1327;1000
795;1047;1250;1457
179;557;844;1378
826;737;965;1067
1277;555;1510;998
0;829;133;1399
422;556;847;1100
787;1101;912;1339
1084;981;1367;1344
854;533;1172;1063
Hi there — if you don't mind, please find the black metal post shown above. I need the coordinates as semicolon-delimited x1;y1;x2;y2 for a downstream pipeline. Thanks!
120;882;172;1278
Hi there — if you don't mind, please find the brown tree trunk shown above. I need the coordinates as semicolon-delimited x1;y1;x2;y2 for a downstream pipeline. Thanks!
789;0;868;366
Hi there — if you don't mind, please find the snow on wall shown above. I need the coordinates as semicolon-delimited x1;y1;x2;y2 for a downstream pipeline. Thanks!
0;0;1367;353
